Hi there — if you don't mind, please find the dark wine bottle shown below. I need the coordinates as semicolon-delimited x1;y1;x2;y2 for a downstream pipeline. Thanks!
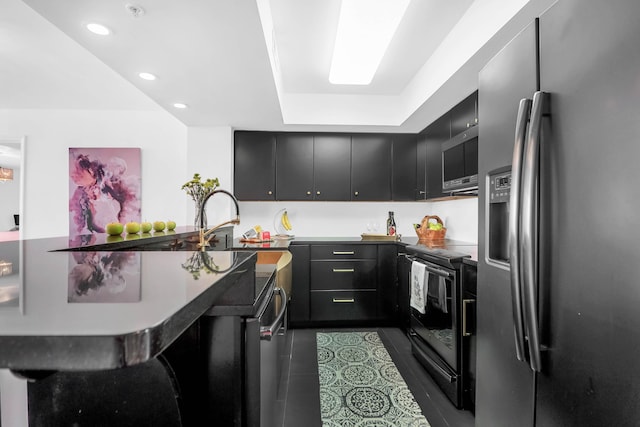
386;211;396;236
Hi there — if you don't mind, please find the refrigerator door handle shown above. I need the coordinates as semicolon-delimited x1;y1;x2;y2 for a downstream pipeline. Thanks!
521;91;549;372
509;97;531;362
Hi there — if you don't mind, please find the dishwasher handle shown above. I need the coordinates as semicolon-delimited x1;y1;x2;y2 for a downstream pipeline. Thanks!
260;287;287;341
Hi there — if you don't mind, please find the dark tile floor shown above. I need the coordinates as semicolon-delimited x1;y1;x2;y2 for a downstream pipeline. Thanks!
275;326;475;427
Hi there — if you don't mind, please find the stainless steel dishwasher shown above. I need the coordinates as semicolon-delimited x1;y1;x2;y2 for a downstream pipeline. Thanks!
245;275;288;427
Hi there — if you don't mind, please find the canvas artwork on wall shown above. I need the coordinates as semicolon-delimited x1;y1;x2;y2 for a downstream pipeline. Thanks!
69;147;141;237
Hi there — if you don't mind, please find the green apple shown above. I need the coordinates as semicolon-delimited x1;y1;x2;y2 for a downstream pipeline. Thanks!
166;220;176;231
140;221;152;233
153;221;166;232
105;222;124;236
125;221;141;234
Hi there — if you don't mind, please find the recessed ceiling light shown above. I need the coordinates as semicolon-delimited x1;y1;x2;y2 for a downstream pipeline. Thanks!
138;72;157;81
329;0;411;85
173;103;188;109
86;23;111;36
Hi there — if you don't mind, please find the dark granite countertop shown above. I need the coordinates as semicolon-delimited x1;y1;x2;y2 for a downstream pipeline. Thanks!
0;231;266;371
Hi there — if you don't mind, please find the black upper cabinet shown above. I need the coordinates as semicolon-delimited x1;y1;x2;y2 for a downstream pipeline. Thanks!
276;133;314;200
450;91;478;136
236;131;417;201
234;131;276;200
313;134;351;201
392;134;418;201
424;113;451;200
416;133;428;199
351;134;392;201
417;90;478;200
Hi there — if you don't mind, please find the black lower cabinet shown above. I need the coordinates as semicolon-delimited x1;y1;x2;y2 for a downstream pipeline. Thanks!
310;290;378;321
27;349;187;427
462;263;477;412
290;243;399;327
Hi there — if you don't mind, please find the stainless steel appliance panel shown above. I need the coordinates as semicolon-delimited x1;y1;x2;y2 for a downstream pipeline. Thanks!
259;287;288;427
478;1;640;426
534;2;640;425
476;18;539;427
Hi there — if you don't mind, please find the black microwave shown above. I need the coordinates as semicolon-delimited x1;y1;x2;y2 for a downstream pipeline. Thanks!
441;125;478;194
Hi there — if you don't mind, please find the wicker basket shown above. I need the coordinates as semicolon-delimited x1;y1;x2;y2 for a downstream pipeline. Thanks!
414;215;446;241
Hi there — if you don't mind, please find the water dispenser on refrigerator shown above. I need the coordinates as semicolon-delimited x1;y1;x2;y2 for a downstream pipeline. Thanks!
486;167;511;268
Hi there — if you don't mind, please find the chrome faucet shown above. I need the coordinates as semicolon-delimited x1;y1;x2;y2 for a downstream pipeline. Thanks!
198;189;240;250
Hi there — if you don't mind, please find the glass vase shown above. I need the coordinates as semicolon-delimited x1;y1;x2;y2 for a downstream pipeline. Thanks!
194;201;207;229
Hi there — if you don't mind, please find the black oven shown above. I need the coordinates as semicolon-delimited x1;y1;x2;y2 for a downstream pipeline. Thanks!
399;245;474;410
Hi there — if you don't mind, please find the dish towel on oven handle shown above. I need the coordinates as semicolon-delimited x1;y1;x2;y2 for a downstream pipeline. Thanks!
410;261;427;314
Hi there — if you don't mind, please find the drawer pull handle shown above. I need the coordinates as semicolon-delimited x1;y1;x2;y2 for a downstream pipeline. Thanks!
332;298;355;303
333;268;355;273
333;251;355;255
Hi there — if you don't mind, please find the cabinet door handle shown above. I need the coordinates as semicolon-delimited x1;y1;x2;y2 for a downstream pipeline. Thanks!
332;268;354;273
332;298;355;303
354;191;359;196
316;191;321;195
306;191;311;195
267;190;273;195
332;251;354;255
462;298;476;337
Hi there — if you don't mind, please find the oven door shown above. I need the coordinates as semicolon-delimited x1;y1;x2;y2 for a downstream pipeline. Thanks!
409;258;458;371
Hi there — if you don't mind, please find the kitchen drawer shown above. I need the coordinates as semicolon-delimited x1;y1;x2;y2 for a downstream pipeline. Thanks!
310;244;377;260
310;260;377;290
310;290;377;321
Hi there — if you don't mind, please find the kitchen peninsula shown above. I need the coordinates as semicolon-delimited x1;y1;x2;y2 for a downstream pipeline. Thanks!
0;227;275;426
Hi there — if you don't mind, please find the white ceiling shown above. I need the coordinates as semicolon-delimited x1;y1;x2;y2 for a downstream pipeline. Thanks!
2;0;556;133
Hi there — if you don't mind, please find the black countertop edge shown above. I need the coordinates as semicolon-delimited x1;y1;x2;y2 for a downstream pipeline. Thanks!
205;264;277;317
0;252;258;372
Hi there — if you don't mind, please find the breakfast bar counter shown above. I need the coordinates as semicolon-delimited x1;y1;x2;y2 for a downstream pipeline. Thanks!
0;236;257;371
0;229;274;427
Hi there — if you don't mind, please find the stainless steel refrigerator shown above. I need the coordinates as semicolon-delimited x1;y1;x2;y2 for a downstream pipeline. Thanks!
476;0;640;426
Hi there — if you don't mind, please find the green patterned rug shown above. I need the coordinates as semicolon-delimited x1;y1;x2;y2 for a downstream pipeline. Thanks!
316;331;430;427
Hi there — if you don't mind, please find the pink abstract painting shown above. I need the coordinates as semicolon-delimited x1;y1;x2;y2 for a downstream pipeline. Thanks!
69;148;141;237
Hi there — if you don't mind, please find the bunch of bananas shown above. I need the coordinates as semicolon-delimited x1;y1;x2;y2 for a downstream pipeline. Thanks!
281;210;293;231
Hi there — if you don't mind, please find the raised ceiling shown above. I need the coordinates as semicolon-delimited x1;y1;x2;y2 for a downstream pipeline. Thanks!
3;0;556;133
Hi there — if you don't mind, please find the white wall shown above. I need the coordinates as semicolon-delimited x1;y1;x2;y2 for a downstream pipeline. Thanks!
0;109;187;239
238;198;478;243
186;126;236;229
